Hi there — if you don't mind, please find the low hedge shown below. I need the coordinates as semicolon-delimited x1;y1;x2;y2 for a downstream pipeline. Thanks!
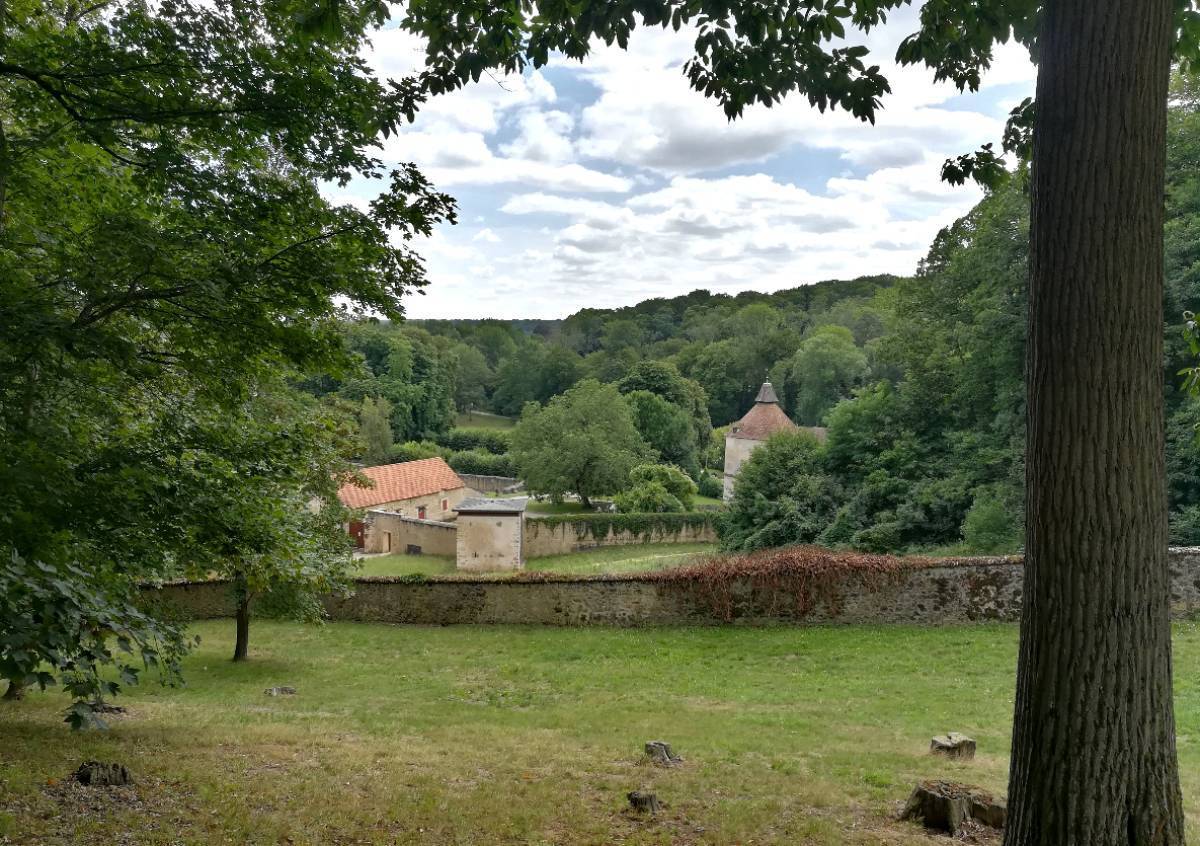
529;511;715;541
447;449;517;477
436;428;512;455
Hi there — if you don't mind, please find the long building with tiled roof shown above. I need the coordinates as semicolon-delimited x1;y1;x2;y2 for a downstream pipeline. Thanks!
338;457;468;517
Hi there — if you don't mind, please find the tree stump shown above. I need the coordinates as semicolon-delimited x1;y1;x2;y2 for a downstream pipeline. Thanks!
264;686;296;697
930;732;976;760
627;791;660;815
645;740;682;766
968;792;1007;829
73;761;132;787
901;781;973;834
901;781;1006;834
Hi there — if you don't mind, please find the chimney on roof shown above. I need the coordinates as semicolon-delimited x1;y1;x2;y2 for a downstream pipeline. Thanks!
754;382;779;404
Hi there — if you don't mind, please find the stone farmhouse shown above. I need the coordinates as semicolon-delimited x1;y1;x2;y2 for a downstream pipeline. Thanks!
723;382;827;500
338;457;469;549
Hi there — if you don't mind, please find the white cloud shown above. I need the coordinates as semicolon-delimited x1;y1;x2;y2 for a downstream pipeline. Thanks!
500;109;576;163
344;11;1035;319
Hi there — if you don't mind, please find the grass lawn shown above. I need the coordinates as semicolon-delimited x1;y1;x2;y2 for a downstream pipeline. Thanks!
525;543;714;576
3;621;1199;845
453;411;515;430
354;552;456;578
355;543;716;579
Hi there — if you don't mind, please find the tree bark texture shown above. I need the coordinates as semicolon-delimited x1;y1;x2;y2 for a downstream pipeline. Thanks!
232;575;250;662
1006;2;1184;844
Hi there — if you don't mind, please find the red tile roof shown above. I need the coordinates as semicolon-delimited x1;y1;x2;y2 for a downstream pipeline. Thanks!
728;400;799;441
338;457;465;509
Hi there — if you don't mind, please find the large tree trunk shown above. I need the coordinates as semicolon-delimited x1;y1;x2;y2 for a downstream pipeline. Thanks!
232;574;250;662
2;680;25;701
1005;2;1184;844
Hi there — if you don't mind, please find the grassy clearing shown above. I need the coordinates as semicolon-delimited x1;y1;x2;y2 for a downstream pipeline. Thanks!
453;411;515;430
354;552;456;578
355;543;716;579
3;621;1199;845
524;543;715;576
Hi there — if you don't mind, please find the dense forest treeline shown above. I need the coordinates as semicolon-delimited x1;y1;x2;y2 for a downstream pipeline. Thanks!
307;76;1200;554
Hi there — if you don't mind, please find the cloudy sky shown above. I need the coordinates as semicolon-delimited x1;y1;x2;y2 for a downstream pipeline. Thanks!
335;8;1036;320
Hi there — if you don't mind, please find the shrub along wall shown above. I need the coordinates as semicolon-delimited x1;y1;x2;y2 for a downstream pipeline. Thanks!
524;513;717;558
152;547;1200;627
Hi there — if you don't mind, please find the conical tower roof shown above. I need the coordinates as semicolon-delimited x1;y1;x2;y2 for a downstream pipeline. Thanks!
728;382;797;441
754;382;780;404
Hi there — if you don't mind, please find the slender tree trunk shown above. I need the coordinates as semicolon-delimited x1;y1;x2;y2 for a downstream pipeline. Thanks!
232;574;250;662
1005;2;1183;844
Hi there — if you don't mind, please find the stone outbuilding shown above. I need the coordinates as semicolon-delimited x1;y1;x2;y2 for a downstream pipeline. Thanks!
723;382;827;500
338;457;469;548
454;497;528;572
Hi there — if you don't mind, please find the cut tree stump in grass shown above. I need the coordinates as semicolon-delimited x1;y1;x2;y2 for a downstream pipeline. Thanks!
73;762;132;787
627;791;660;814
900;781;1006;834
645;741;682;766
930;732;976;760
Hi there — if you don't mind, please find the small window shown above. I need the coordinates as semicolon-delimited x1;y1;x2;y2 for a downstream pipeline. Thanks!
441;498;449;511
417;506;426;519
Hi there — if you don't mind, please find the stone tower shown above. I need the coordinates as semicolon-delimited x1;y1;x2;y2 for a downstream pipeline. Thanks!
722;382;825;500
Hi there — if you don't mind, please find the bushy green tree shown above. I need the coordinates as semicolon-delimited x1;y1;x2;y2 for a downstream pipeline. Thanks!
389;441;446;463
510;381;650;507
360;397;394;466
617;360;712;445
719;431;841;553
962;488;1023;555
492;341;546;416
624;391;701;478
178;379;357;662
0;0;454;715
452;344;493;412
788;326;869;425
613;464;697;513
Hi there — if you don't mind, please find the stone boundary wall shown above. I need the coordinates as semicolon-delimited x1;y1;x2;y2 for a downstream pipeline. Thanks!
457;474;522;495
363;511;456;556
523;516;717;558
150;549;1200;627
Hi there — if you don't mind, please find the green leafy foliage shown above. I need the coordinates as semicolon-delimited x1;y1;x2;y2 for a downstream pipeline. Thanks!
614;464;698;513
435;428;512;455
962;488;1023;554
0;552;192;728
787;325;869;425
389;440;446;463
511;381;651;507
446;449;517;477
360;397;395;466
625;391;701;478
533;512;714;542
697;471;725;499
719;431;842;553
0;0;454;702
